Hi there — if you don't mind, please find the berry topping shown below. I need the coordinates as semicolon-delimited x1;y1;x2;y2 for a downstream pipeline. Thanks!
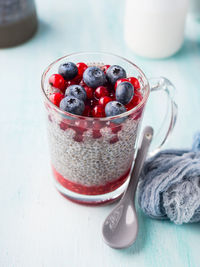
115;81;134;105
102;64;111;73
60;95;85;115
128;77;140;90
105;101;127;123
94;86;109;99
49;92;64;107
99;96;112;107
106;65;127;85
65;85;87;102
76;62;88;77
83;66;106;88
58;62;78;80
84;86;93;99
92;105;105;117
114;78;129;90
125;92;142;111
49;61;143;118
65;80;76;88
49;74;65;91
83;105;92;117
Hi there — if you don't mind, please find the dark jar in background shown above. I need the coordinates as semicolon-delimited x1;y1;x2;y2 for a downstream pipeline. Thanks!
0;0;38;48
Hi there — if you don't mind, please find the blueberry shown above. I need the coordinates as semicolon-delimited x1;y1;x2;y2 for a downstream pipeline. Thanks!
65;85;87;102
105;101;127;124
59;95;85;115
58;62;78;80
106;65;127;85
116;81;134;105
83;66;106;88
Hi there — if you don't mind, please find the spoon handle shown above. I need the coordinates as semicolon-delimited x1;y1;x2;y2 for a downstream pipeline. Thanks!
125;126;153;198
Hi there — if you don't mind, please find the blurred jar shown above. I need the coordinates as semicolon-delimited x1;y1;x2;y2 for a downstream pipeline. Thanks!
0;0;38;48
190;0;200;20
124;0;189;59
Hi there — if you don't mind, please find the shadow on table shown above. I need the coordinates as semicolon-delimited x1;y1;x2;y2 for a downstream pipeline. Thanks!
172;37;200;60
34;19;51;40
117;210;150;255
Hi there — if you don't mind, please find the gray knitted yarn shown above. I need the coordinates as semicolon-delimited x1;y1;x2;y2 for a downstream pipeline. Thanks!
138;133;200;225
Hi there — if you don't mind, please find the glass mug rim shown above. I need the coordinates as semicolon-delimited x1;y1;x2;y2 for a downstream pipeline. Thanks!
41;51;150;121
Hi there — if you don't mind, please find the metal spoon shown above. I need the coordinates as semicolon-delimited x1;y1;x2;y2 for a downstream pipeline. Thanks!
102;126;153;249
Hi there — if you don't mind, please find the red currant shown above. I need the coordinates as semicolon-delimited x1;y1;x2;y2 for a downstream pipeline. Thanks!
102;64;111;73
83;105;92;117
84;86;93;99
109;90;115;100
65;80;76;88
76;62;88;77
49;92;64;107
125;92;142;111
114;78;129;90
49;74;65;91
94;86;109;99
99;96;112;107
79;79;86;87
92;105;105;117
128;77;140;90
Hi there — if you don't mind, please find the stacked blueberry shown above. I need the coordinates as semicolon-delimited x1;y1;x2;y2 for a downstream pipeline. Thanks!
49;62;142;120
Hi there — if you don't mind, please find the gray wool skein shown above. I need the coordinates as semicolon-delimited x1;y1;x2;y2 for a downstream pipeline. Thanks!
138;132;200;225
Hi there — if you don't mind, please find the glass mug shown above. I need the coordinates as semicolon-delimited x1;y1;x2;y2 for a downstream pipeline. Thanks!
41;52;177;205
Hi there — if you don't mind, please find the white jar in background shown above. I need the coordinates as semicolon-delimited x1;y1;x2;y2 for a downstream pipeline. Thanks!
124;0;189;59
190;0;200;20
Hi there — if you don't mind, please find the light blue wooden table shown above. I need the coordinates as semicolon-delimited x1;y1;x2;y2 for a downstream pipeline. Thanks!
0;0;200;266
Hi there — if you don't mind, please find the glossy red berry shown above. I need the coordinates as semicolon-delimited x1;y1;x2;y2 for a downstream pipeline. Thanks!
125;92;142;111
99;96;112;107
84;86;93;99
49;92;64;107
49;74;65;91
83;105;92;117
76;62;88;77
114;78;129;90
128;77;140;90
94;86;109;99
79;79;86;87
65;80;76;89
92;105;105;117
109;90;115;100
102;64;111;73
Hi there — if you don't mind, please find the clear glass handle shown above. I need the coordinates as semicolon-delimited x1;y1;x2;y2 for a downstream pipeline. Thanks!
147;77;178;156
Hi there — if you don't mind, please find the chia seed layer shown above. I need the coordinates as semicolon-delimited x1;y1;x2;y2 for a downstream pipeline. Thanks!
47;112;140;187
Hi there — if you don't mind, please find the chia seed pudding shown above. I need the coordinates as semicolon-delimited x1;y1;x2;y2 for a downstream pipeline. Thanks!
42;54;147;200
